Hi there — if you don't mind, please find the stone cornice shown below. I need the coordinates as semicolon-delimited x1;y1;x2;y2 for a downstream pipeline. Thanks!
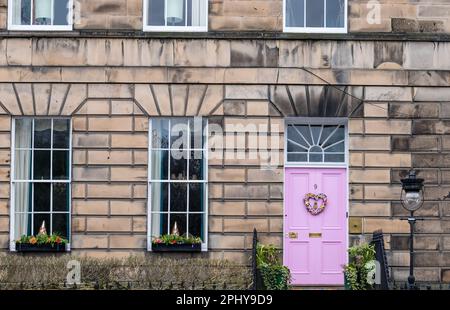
1;31;450;42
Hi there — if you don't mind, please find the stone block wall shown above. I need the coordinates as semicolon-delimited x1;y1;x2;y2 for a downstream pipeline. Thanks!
1;1;450;34
0;37;449;282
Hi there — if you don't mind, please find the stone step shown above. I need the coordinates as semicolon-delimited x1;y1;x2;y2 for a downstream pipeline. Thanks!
291;286;345;290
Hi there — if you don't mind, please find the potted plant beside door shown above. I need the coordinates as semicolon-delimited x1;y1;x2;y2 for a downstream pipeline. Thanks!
343;243;376;290
255;243;291;290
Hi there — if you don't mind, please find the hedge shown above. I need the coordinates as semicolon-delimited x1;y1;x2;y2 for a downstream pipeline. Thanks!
0;255;252;290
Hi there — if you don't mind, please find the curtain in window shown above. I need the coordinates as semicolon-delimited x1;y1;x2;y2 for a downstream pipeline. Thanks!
151;151;163;236
14;119;32;237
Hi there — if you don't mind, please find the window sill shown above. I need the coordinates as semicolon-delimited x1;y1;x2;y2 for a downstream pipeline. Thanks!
15;243;67;253
151;243;202;252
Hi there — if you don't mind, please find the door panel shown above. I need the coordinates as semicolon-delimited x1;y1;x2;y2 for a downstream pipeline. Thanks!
284;168;347;286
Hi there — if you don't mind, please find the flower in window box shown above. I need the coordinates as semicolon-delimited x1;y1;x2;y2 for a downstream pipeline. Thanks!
16;233;68;252
152;234;202;252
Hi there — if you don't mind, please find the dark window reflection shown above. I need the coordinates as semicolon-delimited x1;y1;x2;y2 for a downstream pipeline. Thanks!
170;153;187;180
34;183;51;212
34;150;51;179
326;0;345;28
170;183;187;212
53;119;70;148
53;183;69;211
189;213;203;239
148;0;165;26
52;213;68;238
54;0;70;25
189;151;203;180
34;119;51;148
52;151;69;180
152;119;169;148
306;0;324;27
286;0;304;27
189;183;204;212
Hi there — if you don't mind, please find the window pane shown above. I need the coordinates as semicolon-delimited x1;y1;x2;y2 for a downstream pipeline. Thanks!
14;150;32;180
326;0;345;28
150;150;168;180
53;0;70;25
52;150;69;180
170;183;187;212
286;0;304;27
166;0;186;26
189;213;203;239
306;0;324;27
151;182;169;212
151;119;169;148
53;119;70;148
34;150;51;179
287;153;307;162
322;126;345;148
34;119;51;148
189;151;204;180
148;0;165;26
169;213;187;235
287;141;307;153
309;153;323;162
12;0;31;25
325;141;345;152
33;0;52;25
15;213;32;237
14;183;32;213
52;213;68;238
53;183;69;211
170;119;188;149
34;183;50;212
324;153;345;162
152;213;168;236
15;118;32;148
310;125;322;145
189;183;204;212
170;151;187;180
295;125;313;145
33;213;50;235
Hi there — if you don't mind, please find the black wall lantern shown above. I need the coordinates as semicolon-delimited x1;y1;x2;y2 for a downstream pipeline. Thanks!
400;170;424;290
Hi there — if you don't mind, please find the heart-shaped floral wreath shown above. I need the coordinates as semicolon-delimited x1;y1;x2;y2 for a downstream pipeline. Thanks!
304;193;328;215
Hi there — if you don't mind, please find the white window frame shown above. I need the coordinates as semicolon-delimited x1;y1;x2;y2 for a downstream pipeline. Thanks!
8;0;73;31
283;0;348;34
10;117;72;251
147;118;209;251
143;0;208;32
284;117;348;168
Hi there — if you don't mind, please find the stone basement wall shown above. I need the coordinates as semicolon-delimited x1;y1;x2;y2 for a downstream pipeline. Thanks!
1;0;450;33
0;37;449;283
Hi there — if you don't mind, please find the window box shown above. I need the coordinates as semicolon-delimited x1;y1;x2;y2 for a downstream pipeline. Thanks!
152;243;201;252
15;242;66;253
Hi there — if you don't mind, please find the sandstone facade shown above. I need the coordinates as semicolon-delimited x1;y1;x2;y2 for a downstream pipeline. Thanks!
0;1;449;285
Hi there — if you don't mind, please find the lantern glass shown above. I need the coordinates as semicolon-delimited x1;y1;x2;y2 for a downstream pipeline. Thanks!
402;190;423;212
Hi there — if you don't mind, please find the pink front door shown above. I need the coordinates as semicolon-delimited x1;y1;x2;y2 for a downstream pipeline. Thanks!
284;168;347;286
